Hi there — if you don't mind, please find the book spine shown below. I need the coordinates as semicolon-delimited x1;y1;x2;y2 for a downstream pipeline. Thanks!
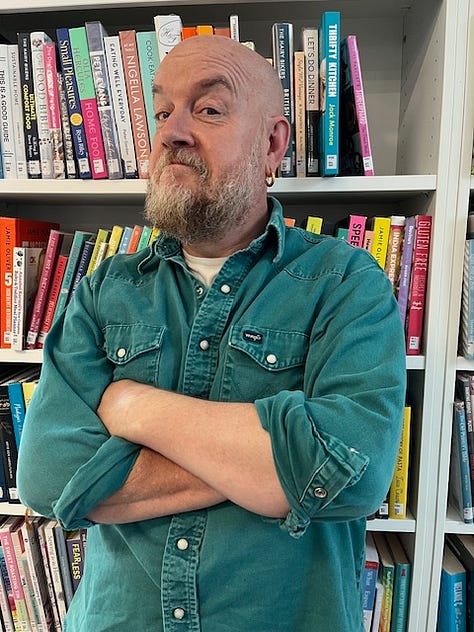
65;532;85;595
272;23;295;177
117;226;133;254
461;239;474;359
43;522;67;626
453;401;474;523
0;528;31;631
36;522;62;632
56;29;92;179
154;15;183;61
8;45;28;180
406;215;432;355
302;27;320;176
384;216;406;288
0;45;18;178
105;225;123;258
397;216;416;328
294;51;306;179
30;33;54;179
319;12;340;176
136;31;160;146
70;240;94;298
389;406;412;519
347;35;374;176
85;22;123;179
11;247;26;352
43;43;65;180
136;225;152;252
126;225;142;254
37;254;68;347
229;15;240;41
51;526;73;609
103;35;138;178
0;386;20;504
119;30;151;179
0;544;16;632
68;27;108;180
86;229;109;275
57;72;77;179
17;34;41;179
370;216;391;268
7;382;27;451
347;215;367;248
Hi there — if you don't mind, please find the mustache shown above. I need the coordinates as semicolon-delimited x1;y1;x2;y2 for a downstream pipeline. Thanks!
153;149;209;178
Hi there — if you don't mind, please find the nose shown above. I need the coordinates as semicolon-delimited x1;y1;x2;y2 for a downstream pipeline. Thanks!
157;109;195;150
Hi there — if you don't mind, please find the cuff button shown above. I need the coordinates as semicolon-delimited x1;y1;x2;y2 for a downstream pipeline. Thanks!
313;486;328;499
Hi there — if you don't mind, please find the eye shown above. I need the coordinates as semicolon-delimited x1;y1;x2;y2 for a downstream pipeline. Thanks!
201;107;220;116
155;111;170;122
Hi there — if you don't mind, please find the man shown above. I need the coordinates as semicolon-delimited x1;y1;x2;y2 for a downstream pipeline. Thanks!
17;35;406;631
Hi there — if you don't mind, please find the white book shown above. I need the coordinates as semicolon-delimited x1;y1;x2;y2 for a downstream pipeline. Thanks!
11;247;44;351
7;44;28;179
43;43;65;179
42;521;67;626
154;14;183;61
0;44;18;178
103;35;138;178
36;520;61;632
57;72;77;179
30;32;54;179
229;15;240;41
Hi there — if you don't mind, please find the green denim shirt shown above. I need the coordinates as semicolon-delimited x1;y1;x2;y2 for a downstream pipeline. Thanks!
17;198;406;632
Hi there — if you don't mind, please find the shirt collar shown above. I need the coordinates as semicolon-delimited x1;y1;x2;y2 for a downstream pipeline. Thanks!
137;196;286;273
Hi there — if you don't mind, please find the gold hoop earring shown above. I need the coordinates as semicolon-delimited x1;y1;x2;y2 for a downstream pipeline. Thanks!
265;171;276;187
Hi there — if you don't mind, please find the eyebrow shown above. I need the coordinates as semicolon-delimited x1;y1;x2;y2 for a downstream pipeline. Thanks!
152;75;235;97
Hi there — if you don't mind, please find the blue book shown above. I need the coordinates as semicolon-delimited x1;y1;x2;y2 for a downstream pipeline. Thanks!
7;366;40;449
362;533;379;629
318;11;340;176
438;543;467;632
451;400;474;524
136;31;160;145
117;226;133;254
70;239;95;298
56;28;92;179
271;22;295;177
447;534;474;631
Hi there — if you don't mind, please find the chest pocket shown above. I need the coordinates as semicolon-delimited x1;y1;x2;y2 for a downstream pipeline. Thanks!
222;325;309;401
103;323;165;385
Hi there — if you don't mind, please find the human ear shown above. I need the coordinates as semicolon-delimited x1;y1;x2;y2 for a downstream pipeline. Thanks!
265;116;291;174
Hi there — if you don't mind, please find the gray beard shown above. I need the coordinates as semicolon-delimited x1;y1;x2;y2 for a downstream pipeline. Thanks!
144;146;263;245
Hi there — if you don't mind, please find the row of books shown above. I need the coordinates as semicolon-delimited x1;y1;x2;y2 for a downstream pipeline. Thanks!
438;534;474;631
364;532;412;632
0;216;159;351
0;514;85;632
460;210;474;360
301;213;433;356
0;10;373;181
450;372;474;524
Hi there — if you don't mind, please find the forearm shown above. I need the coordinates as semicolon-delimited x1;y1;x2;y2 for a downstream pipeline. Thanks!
88;447;226;524
99;382;290;518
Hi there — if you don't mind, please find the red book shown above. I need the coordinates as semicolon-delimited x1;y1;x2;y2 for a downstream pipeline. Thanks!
347;214;367;248
126;225;143;254
37;253;69;347
26;230;73;349
405;215;432;355
0;217;59;349
119;30;151;179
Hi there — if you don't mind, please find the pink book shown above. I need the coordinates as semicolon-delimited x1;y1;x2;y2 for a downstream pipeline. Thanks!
37;253;68;347
43;42;65;179
347;215;367;248
0;517;30;631
405;215;432;355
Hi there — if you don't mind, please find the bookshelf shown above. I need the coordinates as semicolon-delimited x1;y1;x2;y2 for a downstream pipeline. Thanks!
0;0;470;630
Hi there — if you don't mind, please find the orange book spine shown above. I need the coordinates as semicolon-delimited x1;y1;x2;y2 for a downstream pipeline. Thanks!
181;27;197;39
126;225;143;254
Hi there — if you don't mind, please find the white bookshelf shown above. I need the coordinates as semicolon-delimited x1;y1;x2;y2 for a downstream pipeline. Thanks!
0;1;471;631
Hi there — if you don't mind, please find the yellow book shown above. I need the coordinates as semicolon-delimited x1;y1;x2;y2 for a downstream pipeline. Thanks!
196;25;214;35
86;229;110;275
305;216;323;234
22;380;39;409
370;216;391;268
388;406;412;519
105;225;124;259
147;227;160;246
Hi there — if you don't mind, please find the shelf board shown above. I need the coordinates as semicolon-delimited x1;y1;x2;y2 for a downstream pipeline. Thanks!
456;356;474;370
0;174;437;205
367;512;416;533
446;506;474;534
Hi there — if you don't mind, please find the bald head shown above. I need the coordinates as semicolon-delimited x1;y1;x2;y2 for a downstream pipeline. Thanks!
158;35;284;118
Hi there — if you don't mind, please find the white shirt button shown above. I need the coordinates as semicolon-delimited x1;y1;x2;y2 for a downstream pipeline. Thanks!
266;353;278;364
117;348;126;358
176;538;189;551
173;608;185;620
220;283;231;294
199;339;210;351
313;487;328;499
196;286;204;296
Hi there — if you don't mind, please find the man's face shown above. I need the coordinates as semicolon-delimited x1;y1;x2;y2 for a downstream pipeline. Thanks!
144;42;267;245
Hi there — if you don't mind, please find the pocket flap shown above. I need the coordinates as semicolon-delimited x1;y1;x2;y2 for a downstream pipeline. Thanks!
229;325;308;371
103;324;165;364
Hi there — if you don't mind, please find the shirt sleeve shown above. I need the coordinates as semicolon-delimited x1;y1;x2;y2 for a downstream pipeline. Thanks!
255;256;407;538
17;274;141;530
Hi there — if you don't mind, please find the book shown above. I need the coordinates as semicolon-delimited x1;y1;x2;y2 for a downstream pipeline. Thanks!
26;230;73;349
397;215;416;328
118;30;151;179
56;28;92;179
57;71;77;179
370;580;383;632
136;30;160;145
229;15;240;41
335;214;367;249
117;225;133;254
69;239;95;298
369;216;391;269
11;247;45;351
384;216;406;289
389;405;412;519
461;239;474;360
64;530;86;595
104;225;123;258
293;50;306;178
362;533;379;631
68;26;108;180
0;217;58;349
136;225;152;252
30;32;55;179
0;516;32;631
42;42;65;180
385;533;411;632
36;253;69;346
450;400;474;524
85;21;124;180
40;520;67;627
339;35;374;176
438;543;467;632
181;27;197;40
447;533;474;631
35;519;61;632
405;214;432;355
0;539;16;632
154;14;183;61
318;11;340;176
196;25;214;35
7;44;28;179
9;517;40;631
272;23;295;177
7;366;41;449
52;229;93;322
302;26;320;176
17;33;41;179
372;532;395;632
305;216;324;234
125;225;142;254
51;525;73;610
456;373;474;504
86;228;109;275
0;44;18;178
103;35;138;178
